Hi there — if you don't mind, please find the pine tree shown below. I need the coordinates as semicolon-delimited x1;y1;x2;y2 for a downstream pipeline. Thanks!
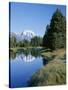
43;9;66;50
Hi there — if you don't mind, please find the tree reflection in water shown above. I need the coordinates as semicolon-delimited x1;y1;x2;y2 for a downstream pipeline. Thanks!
10;51;17;60
10;48;49;66
20;48;41;62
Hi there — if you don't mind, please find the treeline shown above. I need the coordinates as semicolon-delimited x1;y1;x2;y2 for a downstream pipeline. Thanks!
10;8;66;50
10;35;43;48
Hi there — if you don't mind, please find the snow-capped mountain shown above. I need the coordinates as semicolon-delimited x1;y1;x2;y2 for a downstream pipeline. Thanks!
21;30;36;41
10;30;36;41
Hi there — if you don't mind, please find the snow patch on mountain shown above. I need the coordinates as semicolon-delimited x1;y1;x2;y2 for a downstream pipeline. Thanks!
10;30;36;41
21;30;36;41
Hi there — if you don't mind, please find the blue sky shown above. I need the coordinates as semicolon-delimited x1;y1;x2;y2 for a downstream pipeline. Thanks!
10;2;66;37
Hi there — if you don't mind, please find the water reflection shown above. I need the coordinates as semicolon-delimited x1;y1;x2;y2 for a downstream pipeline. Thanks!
10;48;48;65
20;54;35;62
10;51;17;60
42;58;48;65
31;48;40;57
10;48;41;60
10;48;49;87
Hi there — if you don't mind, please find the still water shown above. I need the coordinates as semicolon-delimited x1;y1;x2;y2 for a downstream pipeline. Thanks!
9;48;48;88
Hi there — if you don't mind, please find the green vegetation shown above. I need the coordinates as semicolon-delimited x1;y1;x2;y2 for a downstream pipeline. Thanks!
41;49;66;60
43;9;66;50
31;36;42;46
10;35;43;49
10;35;17;48
28;48;66;86
10;48;18;52
28;59;66;86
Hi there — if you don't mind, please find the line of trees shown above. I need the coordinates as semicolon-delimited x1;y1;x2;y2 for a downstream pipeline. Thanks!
43;9;66;50
10;35;43;48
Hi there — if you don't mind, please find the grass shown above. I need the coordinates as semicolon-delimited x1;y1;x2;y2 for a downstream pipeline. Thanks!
10;48;18;53
10;46;43;53
10;47;27;52
28;59;66;86
28;48;66;86
41;48;66;60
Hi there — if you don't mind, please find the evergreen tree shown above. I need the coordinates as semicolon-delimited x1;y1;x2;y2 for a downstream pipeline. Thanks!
43;9;66;50
31;36;42;46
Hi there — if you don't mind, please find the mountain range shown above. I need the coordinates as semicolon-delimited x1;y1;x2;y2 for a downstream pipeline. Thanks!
10;30;36;41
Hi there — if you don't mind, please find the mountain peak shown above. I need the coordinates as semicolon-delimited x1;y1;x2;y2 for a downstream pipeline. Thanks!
21;30;36;41
10;30;36;41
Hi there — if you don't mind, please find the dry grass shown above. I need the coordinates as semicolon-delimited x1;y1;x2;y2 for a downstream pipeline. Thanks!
28;48;66;86
28;59;66;86
41;48;66;60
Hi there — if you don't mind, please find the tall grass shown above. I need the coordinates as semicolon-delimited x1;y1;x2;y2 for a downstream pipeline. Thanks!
28;59;66;86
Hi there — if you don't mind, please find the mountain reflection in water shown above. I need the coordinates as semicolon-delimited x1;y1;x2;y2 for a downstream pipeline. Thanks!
20;54;35;62
10;48;49;65
10;48;49;88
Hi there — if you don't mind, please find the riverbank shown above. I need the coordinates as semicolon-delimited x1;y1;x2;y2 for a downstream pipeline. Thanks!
10;47;26;52
28;59;66;86
28;48;66;86
10;46;43;52
10;47;66;86
41;48;66;60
